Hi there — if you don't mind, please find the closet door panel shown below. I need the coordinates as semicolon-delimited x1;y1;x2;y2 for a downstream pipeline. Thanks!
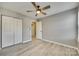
2;16;22;48
36;21;42;39
2;16;14;48
14;19;22;44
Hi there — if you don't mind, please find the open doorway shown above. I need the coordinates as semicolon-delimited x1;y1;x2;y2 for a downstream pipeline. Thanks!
31;21;36;41
31;20;42;41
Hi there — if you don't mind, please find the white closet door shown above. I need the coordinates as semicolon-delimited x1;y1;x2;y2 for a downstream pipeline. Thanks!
14;19;22;44
2;16;14;48
36;21;42;39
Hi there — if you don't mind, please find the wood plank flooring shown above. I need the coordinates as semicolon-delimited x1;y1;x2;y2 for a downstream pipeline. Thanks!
0;39;78;56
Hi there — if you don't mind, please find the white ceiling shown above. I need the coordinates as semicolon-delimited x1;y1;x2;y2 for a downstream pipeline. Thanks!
0;2;78;19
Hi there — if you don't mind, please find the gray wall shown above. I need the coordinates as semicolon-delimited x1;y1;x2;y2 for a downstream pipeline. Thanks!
0;7;33;48
0;13;1;48
41;8;78;47
0;14;1;48
78;7;79;42
78;7;79;48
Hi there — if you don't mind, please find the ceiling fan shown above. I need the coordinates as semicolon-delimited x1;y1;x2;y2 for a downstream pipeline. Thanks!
26;2;50;16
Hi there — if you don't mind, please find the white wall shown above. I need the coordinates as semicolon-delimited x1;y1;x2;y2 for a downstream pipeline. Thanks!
41;8;78;47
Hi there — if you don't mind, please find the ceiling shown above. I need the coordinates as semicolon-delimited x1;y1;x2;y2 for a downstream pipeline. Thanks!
0;2;78;19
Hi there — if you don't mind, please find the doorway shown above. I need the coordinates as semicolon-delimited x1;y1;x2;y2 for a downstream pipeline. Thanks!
31;20;42;41
32;21;36;41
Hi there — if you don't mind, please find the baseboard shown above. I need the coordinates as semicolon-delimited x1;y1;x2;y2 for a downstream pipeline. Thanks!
42;39;78;50
23;40;32;43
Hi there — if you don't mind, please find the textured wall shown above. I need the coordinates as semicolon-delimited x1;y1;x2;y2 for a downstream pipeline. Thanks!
41;8;78;47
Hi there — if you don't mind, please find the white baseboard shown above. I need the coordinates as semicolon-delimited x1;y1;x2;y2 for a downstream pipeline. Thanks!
42;39;78;50
23;40;32;43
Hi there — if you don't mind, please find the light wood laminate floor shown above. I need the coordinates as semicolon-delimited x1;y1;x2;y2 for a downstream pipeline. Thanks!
0;39;78;56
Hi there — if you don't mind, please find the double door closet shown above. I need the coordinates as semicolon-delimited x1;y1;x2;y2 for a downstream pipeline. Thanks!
2;16;22;48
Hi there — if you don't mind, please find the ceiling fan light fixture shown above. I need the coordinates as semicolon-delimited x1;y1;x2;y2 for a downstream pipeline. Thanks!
36;10;41;14
31;2;50;16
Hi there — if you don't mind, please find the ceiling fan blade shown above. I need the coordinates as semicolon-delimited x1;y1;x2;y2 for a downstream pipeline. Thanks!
41;12;46;15
42;5;50;10
26;10;33;12
32;2;37;9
